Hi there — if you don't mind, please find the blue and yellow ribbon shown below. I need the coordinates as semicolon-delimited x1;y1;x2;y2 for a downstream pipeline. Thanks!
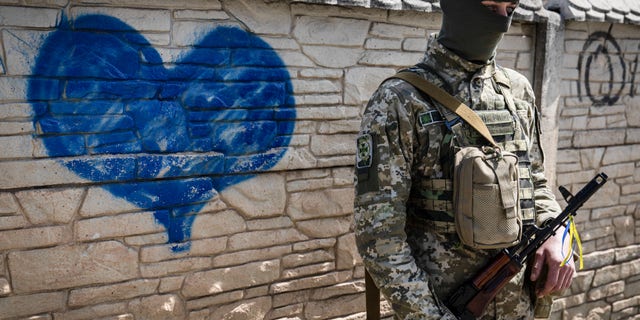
560;216;584;269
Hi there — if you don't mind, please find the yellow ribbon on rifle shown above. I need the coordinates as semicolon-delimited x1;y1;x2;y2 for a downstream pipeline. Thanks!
560;216;584;270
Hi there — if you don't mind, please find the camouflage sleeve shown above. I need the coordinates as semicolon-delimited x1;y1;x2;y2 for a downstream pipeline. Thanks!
507;69;562;225
354;82;455;319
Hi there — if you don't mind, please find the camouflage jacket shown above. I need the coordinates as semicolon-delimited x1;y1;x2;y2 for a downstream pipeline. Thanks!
354;35;562;319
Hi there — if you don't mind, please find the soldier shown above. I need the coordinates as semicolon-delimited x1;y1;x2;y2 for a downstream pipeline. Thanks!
354;0;574;319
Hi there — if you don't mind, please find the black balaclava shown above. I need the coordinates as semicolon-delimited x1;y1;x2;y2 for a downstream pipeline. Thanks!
437;0;518;63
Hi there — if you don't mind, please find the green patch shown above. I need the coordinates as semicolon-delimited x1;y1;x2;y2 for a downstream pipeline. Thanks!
356;134;372;169
418;110;443;127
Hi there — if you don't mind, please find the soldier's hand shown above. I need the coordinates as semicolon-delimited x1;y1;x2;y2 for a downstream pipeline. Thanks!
530;225;575;297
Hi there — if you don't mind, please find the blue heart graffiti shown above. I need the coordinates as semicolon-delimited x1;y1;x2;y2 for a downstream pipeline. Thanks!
28;15;296;251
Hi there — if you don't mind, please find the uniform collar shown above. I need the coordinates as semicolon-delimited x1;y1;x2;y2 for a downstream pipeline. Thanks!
419;34;501;92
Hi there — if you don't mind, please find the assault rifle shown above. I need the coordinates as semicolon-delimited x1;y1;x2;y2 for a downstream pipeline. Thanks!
447;172;608;319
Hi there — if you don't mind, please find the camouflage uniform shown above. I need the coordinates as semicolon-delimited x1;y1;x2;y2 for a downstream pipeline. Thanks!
354;35;562;319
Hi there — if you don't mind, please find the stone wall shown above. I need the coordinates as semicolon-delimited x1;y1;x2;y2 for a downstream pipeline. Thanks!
551;20;640;320
0;0;637;319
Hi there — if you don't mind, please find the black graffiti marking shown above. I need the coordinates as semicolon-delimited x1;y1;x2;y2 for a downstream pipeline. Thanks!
577;30;627;106
631;53;638;98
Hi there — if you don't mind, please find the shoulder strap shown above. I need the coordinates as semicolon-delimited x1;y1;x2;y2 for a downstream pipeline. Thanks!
390;71;499;148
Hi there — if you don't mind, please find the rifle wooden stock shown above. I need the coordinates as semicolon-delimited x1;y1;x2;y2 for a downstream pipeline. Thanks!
448;251;522;319
466;251;522;317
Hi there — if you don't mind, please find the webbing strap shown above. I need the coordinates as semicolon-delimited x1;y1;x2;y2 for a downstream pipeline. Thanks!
390;72;499;149
365;269;380;320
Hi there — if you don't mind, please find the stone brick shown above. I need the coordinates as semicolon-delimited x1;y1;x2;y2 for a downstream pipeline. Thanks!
272;289;313;308
287;177;334;192
304;293;365;319
270;270;352;294
0;291;66;319
283;262;334;279
269;302;304;319
0;192;19;215
388;8;441;27
0;159;87;189
278;51;316;67
186;210;245;240
292;79;341;94
573;129;626;148
282;249;334;268
295;92;343;105
366;38;403;50
219;173;286;219
0;216;27;233
0;6;60;28
359;50;424;67
332;167;354;186
53;302;128;320
270;147;318;171
344;67;396;105
247;216;294;231
311;281;365;300
140;237;227;262
8;241;138;293
588;280;625;301
370;22;425;38
625;96;640;127
0;76;28;100
0;102;36;119
0;225;72;251
307;46;364;69
224;0;291;34
0;277;10;295
140;257;211;278
295;106;360;120
294;16;370;46
318;120;360;134
212;245;291;267
579;148;605;169
613;216;635;246
0;135;33;158
129;294;186;320
182;260;280;298
299;68;344;79
79;186;140;217
310;134;356;156
68;279;159;307
0;121;32;135
124;232;168;247
602;144;640;165
403;37;428;52
615;244;640;263
292;238;337;252
227;228;308;251
70;7;171;32
159;275;184;293
570;270;595;294
297;216;352;238
15;188;84;224
612;296;640;312
174;9;229;20
212;296;272;320
76;211;165;241
288;188;354;221
582;249;615;270
186;290;244;311
336;233;361;269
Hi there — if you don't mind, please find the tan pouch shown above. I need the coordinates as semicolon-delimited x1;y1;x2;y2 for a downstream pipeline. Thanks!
453;146;522;249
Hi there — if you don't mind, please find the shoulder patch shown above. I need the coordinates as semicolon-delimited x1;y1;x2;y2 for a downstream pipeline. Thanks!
418;110;443;127
356;134;373;169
